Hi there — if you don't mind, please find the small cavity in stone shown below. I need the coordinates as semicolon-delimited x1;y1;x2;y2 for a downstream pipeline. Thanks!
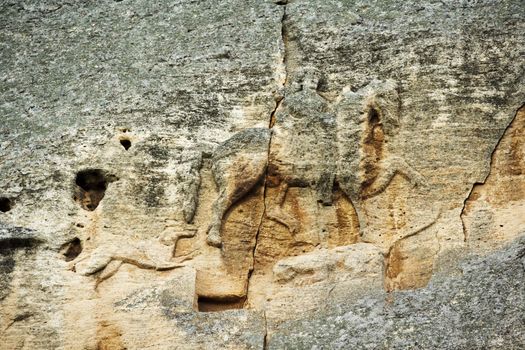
120;138;132;150
0;197;12;212
73;169;117;211
62;238;82;262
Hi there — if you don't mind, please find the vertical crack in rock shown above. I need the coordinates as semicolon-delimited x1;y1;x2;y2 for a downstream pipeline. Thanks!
268;97;283;128
280;4;289;87
461;185;482;243
244;102;280;302
245;9;288;347
460;103;525;242
262;310;268;350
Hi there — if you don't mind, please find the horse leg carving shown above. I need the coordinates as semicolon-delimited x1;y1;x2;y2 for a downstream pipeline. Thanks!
389;156;427;188
160;225;197;257
266;182;300;233
207;161;268;247
206;188;231;247
95;260;122;288
206;128;272;247
362;156;426;200
337;179;368;237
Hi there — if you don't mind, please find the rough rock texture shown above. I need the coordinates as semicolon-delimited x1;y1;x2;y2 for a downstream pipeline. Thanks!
268;235;525;349
0;0;524;349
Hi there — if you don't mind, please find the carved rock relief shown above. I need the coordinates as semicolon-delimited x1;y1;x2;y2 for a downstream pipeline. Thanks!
68;235;188;287
206;77;431;247
205;128;272;248
66;76;445;309
198;74;442;301
1;2;524;349
67;144;203;289
266;243;384;319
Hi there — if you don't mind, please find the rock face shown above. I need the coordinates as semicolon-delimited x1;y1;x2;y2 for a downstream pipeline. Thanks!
0;0;524;349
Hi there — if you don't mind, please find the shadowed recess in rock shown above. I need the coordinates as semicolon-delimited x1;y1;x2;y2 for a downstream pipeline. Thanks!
361;107;384;195
0;237;40;252
197;295;247;312
0;197;12;212
61;237;82;262
119;138;131;150
73;169;118;211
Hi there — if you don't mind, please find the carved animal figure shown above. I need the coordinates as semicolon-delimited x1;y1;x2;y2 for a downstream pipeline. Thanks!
206;78;428;247
206;128;272;247
68;237;185;287
159;223;198;257
157;151;203;253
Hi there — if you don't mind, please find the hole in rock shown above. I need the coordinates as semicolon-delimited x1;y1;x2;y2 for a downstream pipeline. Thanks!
197;296;246;312
62;238;82;262
0;197;12;212
368;107;380;125
74;169;117;211
119;138;131;150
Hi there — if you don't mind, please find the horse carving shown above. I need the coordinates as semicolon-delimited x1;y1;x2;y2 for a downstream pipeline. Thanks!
206;77;427;248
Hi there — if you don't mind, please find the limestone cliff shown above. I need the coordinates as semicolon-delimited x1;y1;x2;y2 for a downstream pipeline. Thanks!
0;0;524;349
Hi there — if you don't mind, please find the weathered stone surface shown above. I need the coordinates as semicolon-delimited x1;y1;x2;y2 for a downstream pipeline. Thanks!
268;235;525;349
0;0;524;348
462;106;525;252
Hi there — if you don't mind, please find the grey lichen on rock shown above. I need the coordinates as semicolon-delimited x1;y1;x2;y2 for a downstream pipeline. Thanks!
0;0;524;349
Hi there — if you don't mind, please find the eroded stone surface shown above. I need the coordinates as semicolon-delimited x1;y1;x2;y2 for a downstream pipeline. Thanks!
268;235;525;349
0;0;524;348
463;105;525;252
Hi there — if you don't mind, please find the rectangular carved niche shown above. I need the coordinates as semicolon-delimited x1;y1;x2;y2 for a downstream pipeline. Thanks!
195;270;248;312
197;295;246;312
